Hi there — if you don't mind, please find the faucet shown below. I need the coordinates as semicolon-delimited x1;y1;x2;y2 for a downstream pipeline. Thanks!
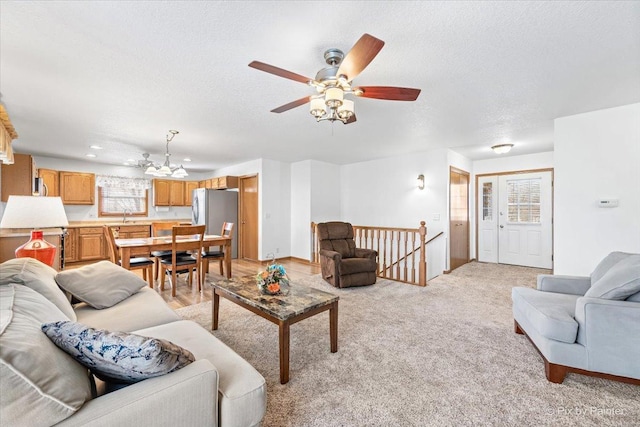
122;208;132;223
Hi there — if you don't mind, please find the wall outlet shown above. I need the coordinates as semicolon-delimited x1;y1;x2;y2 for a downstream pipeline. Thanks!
432;214;440;221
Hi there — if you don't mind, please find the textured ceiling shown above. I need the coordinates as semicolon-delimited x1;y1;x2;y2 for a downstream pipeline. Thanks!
1;1;639;173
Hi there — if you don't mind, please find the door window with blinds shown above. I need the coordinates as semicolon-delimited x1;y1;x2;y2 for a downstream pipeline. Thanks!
97;176;149;217
506;178;541;223
482;182;493;221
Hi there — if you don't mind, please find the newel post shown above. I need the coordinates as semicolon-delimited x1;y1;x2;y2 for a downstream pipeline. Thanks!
418;221;427;286
310;222;317;264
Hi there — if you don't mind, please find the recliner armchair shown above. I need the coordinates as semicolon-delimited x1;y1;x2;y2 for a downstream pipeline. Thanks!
317;222;378;288
512;252;640;384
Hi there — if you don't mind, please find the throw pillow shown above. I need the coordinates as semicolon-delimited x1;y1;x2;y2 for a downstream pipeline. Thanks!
0;257;77;320
41;320;195;383
585;254;640;300
55;261;147;309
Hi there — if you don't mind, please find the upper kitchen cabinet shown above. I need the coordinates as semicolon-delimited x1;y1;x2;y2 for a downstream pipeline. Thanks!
169;180;184;206
153;178;192;206
1;153;36;201
38;168;59;197
59;171;95;205
153;179;171;206
184;181;199;206
216;176;238;190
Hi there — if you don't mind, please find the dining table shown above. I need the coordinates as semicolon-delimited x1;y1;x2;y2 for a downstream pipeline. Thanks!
114;234;233;279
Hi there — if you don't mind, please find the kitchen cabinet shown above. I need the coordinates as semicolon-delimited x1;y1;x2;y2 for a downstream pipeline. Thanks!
38;168;59;197
1;153;36;201
60;171;95;205
216;176;238;189
64;228;78;263
78;227;105;261
184;181;198;206
169;181;184;206
153;179;189;206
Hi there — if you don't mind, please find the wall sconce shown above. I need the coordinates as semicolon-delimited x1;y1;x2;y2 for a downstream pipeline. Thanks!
417;174;425;190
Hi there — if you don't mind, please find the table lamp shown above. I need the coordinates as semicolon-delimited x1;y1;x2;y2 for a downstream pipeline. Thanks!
0;195;69;267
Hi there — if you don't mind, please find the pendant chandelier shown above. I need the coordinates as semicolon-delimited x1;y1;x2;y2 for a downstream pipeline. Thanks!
143;130;188;178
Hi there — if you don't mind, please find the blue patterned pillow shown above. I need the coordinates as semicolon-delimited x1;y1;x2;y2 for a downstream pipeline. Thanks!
41;321;195;383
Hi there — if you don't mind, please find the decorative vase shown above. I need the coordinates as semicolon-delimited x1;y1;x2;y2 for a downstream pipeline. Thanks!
15;230;57;267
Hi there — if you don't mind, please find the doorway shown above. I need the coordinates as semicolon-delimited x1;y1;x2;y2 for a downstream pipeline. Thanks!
449;167;470;271
477;170;553;269
239;174;259;261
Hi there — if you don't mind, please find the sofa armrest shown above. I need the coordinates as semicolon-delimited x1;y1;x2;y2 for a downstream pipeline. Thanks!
537;274;591;296
57;360;218;427
574;297;640;378
355;248;377;260
320;249;342;261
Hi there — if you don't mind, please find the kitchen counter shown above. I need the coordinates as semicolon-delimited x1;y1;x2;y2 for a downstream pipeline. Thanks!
67;219;192;228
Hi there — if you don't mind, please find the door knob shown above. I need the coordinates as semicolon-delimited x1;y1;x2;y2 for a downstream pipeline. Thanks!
500;225;504;229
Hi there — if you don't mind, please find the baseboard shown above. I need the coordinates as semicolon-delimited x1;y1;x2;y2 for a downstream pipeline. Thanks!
259;256;315;265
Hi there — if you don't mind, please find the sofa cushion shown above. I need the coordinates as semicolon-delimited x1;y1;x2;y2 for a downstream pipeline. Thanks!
511;287;580;343
135;320;267;427
585;254;640;300
590;251;631;284
627;292;640;302
42;320;195;384
0;285;92;426
0;257;76;320
55;261;147;309
75;287;180;332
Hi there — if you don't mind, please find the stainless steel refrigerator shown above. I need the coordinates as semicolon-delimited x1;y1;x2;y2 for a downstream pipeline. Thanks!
191;188;238;258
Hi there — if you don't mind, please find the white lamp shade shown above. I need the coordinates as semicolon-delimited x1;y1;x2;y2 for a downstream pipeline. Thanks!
491;143;514;154
0;196;69;228
144;165;158;175
157;165;172;175
325;87;343;107
310;98;326;117
338;99;355;118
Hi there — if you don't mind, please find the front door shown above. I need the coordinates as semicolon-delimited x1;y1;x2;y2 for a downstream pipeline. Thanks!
497;171;553;269
449;167;470;271
239;175;259;261
477;176;499;263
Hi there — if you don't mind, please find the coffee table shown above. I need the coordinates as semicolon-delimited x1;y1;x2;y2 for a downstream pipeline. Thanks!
211;275;339;384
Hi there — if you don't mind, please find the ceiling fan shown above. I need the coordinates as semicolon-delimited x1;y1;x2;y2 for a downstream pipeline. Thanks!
249;33;421;124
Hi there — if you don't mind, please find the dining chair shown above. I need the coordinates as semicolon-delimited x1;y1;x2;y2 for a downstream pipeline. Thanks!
150;221;185;281
159;224;206;297
103;225;154;288
201;222;234;283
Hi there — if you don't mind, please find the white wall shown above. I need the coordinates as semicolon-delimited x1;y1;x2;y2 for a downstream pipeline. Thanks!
554;103;640;275
290;161;311;259
260;159;291;260
341;148;451;277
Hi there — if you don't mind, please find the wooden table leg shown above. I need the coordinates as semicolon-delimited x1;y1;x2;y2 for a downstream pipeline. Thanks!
279;320;290;384
224;241;232;278
212;289;220;331
330;301;338;353
120;248;131;269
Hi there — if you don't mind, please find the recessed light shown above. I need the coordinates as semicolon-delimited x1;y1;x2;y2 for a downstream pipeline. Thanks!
89;145;103;150
183;158;192;162
86;153;97;158
127;158;135;162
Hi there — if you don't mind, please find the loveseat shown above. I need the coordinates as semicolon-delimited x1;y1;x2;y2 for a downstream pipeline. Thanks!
512;252;640;384
0;258;266;426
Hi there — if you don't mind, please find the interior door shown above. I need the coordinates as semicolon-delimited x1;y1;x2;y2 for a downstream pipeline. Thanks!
449;167;470;271
239;175;259;261
477;176;499;263
498;171;553;269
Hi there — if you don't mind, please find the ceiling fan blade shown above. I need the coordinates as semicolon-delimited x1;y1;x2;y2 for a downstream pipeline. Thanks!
249;61;312;84
344;114;357;124
337;34;385;81
270;96;312;113
356;86;421;101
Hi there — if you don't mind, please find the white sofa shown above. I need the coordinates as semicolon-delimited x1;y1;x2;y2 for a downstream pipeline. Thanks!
0;258;266;426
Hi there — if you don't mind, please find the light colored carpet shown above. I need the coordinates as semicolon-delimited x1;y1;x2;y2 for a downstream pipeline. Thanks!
175;262;640;426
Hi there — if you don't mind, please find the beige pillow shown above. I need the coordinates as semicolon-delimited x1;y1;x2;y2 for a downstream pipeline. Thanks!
55;261;147;309
0;285;93;425
0;257;76;320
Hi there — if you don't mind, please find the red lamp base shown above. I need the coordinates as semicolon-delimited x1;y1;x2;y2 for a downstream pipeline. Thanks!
15;230;57;267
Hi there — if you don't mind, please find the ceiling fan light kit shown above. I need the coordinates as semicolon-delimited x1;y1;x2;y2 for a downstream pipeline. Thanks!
140;130;189;178
249;33;421;125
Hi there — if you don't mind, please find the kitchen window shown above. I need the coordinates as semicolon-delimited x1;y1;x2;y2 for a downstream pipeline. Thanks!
97;176;149;217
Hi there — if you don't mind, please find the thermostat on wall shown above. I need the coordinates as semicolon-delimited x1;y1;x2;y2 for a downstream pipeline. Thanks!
598;199;619;208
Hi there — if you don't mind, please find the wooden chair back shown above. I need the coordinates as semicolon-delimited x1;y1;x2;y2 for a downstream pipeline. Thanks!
171;225;206;263
151;221;181;237
103;226;119;264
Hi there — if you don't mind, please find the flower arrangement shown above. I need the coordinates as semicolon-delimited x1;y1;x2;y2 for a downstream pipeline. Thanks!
256;259;289;295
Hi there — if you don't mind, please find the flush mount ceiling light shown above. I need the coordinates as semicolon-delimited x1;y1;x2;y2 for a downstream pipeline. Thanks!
249;34;421;125
491;143;514;154
139;130;189;178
